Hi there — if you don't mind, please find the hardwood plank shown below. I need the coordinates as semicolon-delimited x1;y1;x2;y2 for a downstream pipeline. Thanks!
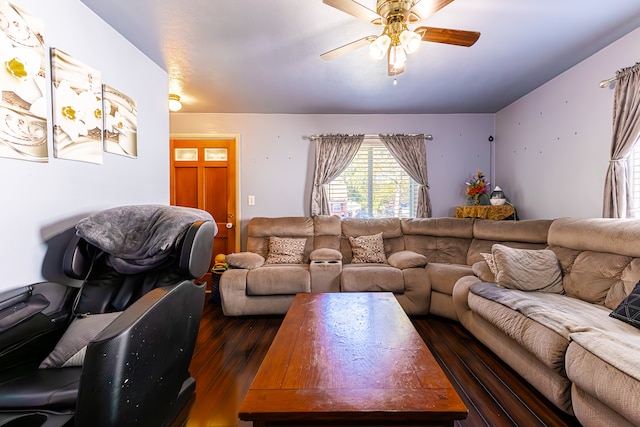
185;303;579;427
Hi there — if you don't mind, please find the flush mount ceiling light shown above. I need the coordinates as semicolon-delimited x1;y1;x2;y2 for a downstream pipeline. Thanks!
321;0;480;80
168;94;182;112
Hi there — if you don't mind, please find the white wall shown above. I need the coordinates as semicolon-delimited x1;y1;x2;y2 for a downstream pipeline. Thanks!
171;113;494;246
0;0;169;290
495;27;640;219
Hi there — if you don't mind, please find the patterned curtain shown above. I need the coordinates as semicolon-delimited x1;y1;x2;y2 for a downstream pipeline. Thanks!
603;63;640;218
379;134;432;218
311;134;364;216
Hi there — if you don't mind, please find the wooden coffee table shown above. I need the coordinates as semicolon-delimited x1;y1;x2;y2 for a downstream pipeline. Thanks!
239;292;467;426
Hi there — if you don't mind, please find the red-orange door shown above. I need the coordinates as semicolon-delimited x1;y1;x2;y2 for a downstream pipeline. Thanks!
170;139;237;286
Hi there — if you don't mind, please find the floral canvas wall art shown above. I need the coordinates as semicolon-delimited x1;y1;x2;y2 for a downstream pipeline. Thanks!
103;84;137;158
50;48;103;164
0;0;47;162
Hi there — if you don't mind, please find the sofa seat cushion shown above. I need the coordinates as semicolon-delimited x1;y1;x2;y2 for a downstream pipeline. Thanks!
468;282;622;372
341;264;404;293
567;336;640;425
246;265;310;295
569;324;640;385
468;285;569;372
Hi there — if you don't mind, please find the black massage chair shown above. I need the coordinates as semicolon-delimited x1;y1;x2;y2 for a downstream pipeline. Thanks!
0;206;216;426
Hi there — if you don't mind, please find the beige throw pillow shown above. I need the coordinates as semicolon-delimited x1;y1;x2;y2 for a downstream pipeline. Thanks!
472;260;496;283
349;232;386;264
480;252;497;275
491;244;564;293
265;236;306;264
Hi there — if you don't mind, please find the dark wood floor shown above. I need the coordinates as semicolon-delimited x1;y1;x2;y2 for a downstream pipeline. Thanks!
185;300;581;427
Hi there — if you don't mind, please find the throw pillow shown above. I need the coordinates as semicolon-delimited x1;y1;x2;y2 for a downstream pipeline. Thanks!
349;232;386;264
226;252;265;270
265;236;306;264
491;244;564;293
610;280;640;329
387;250;427;269
471;260;495;283
39;311;122;369
480;252;497;275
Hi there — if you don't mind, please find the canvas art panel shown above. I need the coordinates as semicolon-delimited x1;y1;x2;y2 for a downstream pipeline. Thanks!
0;0;47;162
103;84;137;158
50;47;103;164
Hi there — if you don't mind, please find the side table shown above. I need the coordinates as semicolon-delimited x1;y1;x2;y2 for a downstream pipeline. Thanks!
455;204;516;220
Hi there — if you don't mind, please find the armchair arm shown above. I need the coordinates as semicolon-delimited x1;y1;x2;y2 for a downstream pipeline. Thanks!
75;280;205;427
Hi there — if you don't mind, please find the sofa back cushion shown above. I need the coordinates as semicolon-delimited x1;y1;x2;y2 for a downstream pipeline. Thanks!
562;251;633;307
340;218;403;264
313;215;341;251
401;218;473;264
247;217;314;263
467;219;552;265
548;218;640;257
548;218;640;309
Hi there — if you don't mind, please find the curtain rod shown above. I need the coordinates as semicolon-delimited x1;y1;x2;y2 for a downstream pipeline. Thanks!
306;133;433;141
599;76;616;88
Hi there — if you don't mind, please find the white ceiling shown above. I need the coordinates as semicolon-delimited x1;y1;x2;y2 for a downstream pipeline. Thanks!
81;0;640;114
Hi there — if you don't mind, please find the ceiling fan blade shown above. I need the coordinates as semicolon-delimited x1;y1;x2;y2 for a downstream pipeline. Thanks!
388;62;405;76
321;36;376;60
322;0;383;24
414;27;480;47
408;0;454;22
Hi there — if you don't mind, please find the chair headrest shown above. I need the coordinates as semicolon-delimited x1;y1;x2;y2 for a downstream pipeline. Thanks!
178;220;216;278
63;220;216;280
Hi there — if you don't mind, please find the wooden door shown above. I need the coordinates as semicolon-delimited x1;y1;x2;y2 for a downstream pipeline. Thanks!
170;138;237;285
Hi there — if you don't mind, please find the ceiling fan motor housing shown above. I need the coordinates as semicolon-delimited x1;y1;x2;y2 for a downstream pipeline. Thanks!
376;0;420;23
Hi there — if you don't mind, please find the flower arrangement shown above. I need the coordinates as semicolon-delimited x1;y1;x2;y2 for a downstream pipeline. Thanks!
465;170;490;205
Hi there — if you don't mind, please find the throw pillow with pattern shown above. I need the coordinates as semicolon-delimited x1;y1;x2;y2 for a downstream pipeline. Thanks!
265;236;306;264
349;232;386;264
610;280;640;329
480;252;497;275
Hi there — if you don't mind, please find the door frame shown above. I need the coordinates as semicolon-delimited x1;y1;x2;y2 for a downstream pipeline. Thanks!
169;132;241;252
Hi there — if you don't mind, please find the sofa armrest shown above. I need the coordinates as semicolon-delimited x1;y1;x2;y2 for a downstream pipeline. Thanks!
226;252;265;270
310;259;342;293
387;250;427;269
426;263;474;295
310;248;342;262
452;275;482;322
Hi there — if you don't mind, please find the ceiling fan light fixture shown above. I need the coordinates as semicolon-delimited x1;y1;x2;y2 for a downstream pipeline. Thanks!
399;29;421;54
168;93;182;112
369;34;391;60
389;45;407;69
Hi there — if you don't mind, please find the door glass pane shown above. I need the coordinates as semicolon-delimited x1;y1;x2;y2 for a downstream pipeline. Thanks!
204;148;228;161
175;148;198;161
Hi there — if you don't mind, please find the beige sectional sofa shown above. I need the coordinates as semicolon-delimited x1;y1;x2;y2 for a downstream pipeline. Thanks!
219;215;640;426
454;217;640;426
220;215;551;317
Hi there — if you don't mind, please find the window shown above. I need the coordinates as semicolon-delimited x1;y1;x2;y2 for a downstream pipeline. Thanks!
327;139;418;218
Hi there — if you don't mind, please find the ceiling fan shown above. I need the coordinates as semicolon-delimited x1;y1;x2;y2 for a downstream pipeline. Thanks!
321;0;480;78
